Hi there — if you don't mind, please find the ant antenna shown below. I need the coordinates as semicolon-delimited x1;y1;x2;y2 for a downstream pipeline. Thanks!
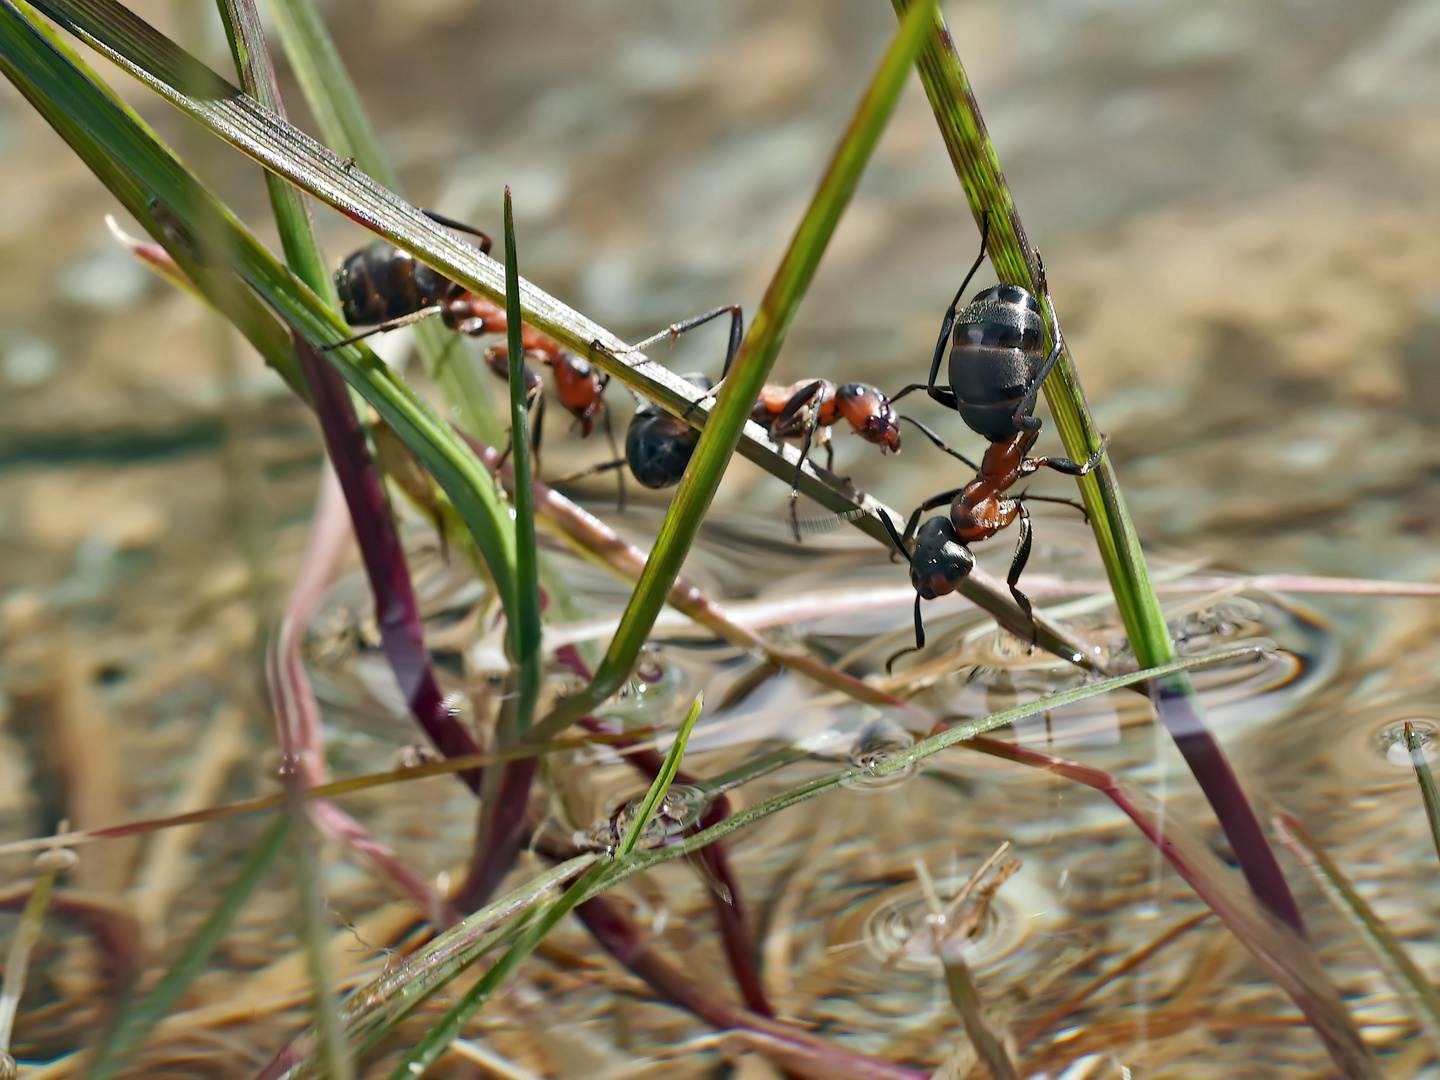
320;304;444;351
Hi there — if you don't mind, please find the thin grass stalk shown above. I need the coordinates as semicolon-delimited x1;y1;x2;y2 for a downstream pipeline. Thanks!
283;776;353;1080
0;0;522;625
527;0;938;743
453;193;545;910
87;817;288;1079
21;0;1100;672
1275;812;1440;1053
393;694;707;1078
261;0;503;444
936;935;1018;1080
0;844;77;1070
296;341;486;783
1404;722;1440;865
887;0;1303;934
501;192;542;733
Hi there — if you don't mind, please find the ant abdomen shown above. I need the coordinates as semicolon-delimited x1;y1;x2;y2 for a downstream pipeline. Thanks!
335;241;455;326
949;285;1047;442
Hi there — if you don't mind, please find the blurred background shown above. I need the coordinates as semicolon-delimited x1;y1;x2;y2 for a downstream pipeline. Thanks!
3;0;1440;1071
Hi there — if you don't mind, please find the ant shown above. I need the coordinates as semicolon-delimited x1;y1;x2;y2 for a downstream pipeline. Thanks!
879;215;1109;665
580;305;902;537
326;212;624;506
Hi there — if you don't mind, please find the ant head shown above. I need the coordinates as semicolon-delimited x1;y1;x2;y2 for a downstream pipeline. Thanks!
836;383;902;451
910;517;974;600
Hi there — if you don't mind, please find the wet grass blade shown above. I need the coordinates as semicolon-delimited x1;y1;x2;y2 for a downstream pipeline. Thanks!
528;0;938;742
0;0;520;631
888;0;1303;934
1405;722;1440;865
90;817;288;1079
1276;812;1440;1053
262;0;502;444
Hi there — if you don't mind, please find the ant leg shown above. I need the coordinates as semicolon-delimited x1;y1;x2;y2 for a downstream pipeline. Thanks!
603;403;627;513
1017;492;1089;523
1033;435;1109;477
884;593;927;675
551;457;628;485
772;380;827;432
420;209;493;255
823;434;835;474
899;415;981;471
319;304;445;350
787;404;826;542
891;381;958;410
1007;505;1037;645
876;509;913;564
927;212;993;392
903;487;965;546
1011;250;1066;428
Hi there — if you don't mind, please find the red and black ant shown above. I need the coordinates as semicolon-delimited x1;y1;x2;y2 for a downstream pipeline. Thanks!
880;216;1108;664
584;305;902;537
326;213;624;506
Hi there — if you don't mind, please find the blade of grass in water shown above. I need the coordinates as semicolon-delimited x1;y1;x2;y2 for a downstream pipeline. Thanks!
20;0;1099;671
887;0;1303;935
393;693;706;1079
89;817;288;1079
262;0;502;445
1405;722;1440;865
528;0;939;744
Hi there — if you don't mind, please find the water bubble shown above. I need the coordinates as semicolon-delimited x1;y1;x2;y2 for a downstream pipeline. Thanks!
844;719;917;790
585;783;711;853
596;650;686;726
1374;719;1438;768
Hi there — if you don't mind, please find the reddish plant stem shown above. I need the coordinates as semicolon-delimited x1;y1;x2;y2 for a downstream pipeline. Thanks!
555;644;772;1016
297;343;483;788
1149;678;1304;933
268;465;455;922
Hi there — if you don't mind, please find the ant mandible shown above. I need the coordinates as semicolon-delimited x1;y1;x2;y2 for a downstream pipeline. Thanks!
590;305;901;537
326;213;624;506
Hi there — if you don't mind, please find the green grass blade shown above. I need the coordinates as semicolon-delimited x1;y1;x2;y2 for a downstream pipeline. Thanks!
528;0;938;742
615;692;704;860
1405;723;1440;865
261;0;502;444
502;189;541;734
0;0;520;628
214;0;331;302
90;817;288;1078
259;0;391;187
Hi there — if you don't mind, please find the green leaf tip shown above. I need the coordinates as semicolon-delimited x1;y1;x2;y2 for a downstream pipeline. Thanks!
615;691;705;860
